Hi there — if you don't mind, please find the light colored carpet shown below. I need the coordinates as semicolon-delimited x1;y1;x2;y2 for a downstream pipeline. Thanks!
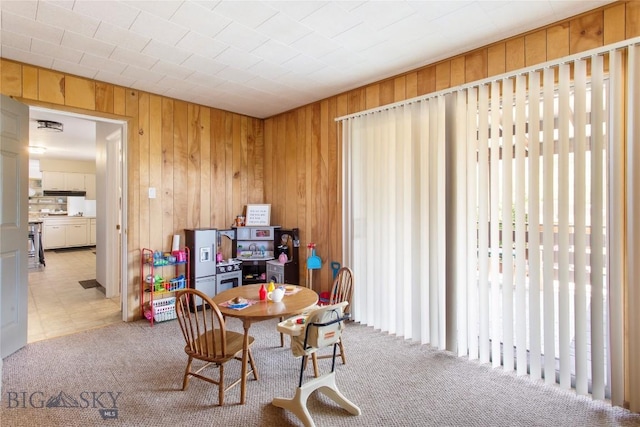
2;317;640;427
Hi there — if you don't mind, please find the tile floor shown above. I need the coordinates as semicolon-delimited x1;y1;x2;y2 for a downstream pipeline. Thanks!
27;247;121;343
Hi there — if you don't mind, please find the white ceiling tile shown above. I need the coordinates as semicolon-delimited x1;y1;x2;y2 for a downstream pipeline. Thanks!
0;45;54;68
131;79;166;94
176;31;228;59
290;31;339;60
251;39;299;64
72;0;140;29
215;66;256;84
35;1;99;37
215;22;269;52
127;0;184;20
192;1;220;11
269;1;327;21
281;53;328;76
256;11;312;45
0;0;37;19
213;1;277;29
170;1;230;38
46;1;74;11
187;70;226;88
181;53;227;75
247;59;290;80
331;22;386;52
121;63;164;83
151;60;194;80
1;29;32;51
31;38;83;63
94;69;136;87
129;11;188;46
80;52;128;75
51;57;97;79
348;1;416;31
301;2;362;38
109;46;157;69
94;21;150;52
408;1;474;21
215;46;261;69
1;10;64;43
61;31;116;58
142;39;191;65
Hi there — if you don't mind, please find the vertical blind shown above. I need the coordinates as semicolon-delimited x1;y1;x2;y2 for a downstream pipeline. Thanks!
340;41;638;405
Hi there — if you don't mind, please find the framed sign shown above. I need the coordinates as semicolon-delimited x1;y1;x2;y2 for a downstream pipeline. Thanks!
245;204;271;226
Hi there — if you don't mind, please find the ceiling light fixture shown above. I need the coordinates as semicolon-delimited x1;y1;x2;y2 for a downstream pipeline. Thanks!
28;146;47;154
36;120;63;132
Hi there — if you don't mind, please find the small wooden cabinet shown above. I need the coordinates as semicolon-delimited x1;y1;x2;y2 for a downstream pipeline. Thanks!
42;171;95;196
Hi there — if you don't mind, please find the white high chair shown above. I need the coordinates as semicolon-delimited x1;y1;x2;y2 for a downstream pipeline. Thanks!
273;301;361;427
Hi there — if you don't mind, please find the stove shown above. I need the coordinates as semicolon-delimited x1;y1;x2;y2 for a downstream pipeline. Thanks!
216;259;242;274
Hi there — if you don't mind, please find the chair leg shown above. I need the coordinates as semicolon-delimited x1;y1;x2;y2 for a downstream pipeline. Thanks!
311;353;319;378
219;364;225;406
182;356;193;390
248;349;259;380
279;317;285;347
338;339;346;365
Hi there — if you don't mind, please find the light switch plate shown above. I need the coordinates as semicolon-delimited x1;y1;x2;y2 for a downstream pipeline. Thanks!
148;187;156;199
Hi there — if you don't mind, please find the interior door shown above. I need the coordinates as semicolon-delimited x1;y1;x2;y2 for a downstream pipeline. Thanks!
1;95;29;364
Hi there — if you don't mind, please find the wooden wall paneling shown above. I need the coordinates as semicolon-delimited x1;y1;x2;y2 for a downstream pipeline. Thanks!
249;118;264;208
95;82;114;114
604;2;626;44
223;112;235;223
64;75;95;110
137;92;151;251
161;98;175;245
628;0;640;37
365;83;381;110
113;86;126;116
318;99;331;291
0;59;22;97
435;62;451;91
327;97;341;274
172;101;189;242
187;104;202;229
270;115;286;225
231;114;245;218
199;106;211;228
22;65;38;100
570;10;604;54
450;57;466;86
417;65;436;96
505;38;525;72
148;95;163;251
525;30;547;67
347;87;365;114
406;72;418;98
393;76;406;102
284;112;298;227
296;107;308;231
307;103;321;288
38;69;65;104
125;89;139;284
380;79;395;106
465;49;488;83
487;43;506;77
209;109;226;227
263;117;274;216
547;23;570;60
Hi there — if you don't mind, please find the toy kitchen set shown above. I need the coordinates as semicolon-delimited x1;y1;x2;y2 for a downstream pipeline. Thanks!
184;225;299;304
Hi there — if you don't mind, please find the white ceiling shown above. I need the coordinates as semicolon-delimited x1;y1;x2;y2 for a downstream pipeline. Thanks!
2;1;614;160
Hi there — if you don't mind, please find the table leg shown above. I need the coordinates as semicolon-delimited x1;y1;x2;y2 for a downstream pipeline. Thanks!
240;321;251;404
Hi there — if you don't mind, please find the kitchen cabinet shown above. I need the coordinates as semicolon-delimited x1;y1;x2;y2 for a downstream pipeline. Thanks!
42;217;91;249
42;171;94;195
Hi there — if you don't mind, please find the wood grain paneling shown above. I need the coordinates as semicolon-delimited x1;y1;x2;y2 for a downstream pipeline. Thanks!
628;0;640;38
65;75;95;110
95;82;114;114
22;66;38;100
0;59;22;97
465;49;487;83
38;69;65;104
570;11;604;54
525;30;547;67
505;37;525;72
487;44;506;77
547;23;570;60
417;65;436;96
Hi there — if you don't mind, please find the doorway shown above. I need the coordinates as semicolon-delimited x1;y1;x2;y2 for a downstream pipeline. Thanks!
27;106;127;342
